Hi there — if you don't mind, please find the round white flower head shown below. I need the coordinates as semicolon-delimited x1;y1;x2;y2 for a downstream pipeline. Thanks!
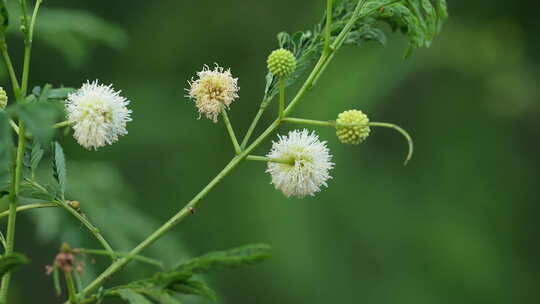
66;80;132;150
266;129;334;198
187;64;239;122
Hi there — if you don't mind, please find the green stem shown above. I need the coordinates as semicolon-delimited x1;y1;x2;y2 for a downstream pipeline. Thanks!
56;200;116;261
0;2;42;302
0;122;25;303
0;202;58;219
73;249;163;269
221;108;241;154
325;0;334;54
0;44;21;99
282;117;335;127
54;120;73;129
65;271;78;304
279;78;285;119
21;179;117;260
369;122;414;165
20;0;42;96
240;97;270;149
77;0;367;298
9;120;19;135
246;155;293;165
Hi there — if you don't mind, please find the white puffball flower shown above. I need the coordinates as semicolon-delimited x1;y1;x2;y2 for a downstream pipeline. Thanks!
187;64;239;122
266;129;334;198
66;80;132;150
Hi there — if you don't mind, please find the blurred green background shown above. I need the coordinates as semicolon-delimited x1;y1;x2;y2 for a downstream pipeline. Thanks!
1;0;540;303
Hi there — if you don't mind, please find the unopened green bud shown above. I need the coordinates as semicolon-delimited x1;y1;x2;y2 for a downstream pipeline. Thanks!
0;87;7;110
336;110;370;145
267;48;297;78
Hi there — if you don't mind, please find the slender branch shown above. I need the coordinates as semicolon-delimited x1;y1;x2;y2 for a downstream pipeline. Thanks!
21;179;117;260
77;0;367;298
65;271;78;304
0;202;58;219
278;78;285;119
324;0;334;54
0;122;26;302
221;108;241;154
0;44;21;99
56;200;116;261
369;122;414;165
282;117;335;127
20;0;42;96
54;120;73;129
246;155;293;165
9;120;19;135
73;249;163;269
240;97;269;149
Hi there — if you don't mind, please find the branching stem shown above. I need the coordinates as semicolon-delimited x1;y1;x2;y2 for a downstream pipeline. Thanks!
76;0;372;300
0;202;58;219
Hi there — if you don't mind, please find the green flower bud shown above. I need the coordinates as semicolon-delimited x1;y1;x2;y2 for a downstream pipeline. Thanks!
0;87;7;110
336;110;370;145
267;48;297;78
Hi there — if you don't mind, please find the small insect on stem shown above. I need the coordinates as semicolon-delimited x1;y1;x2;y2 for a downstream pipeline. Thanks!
189;207;196;215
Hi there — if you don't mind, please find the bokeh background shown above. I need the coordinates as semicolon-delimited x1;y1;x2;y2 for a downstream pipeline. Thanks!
1;0;539;303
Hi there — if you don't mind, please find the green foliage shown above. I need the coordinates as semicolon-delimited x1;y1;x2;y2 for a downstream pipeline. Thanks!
51;141;67;198
101;244;271;304
29;140;44;177
171;243;272;276
7;100;63;144
0;253;29;277
263;0;447;101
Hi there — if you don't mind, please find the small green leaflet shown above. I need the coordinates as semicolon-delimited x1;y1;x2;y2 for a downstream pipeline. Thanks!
30;140;44;176
52;142;67;198
0;253;30;277
169;279;216;302
117;289;152;304
173;243;272;275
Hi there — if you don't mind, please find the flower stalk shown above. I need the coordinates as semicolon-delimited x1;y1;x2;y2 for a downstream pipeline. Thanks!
221;108;241;154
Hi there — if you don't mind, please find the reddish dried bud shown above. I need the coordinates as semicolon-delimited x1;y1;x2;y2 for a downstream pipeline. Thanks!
55;252;75;272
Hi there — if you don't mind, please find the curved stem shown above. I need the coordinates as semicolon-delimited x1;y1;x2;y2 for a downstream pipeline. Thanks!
0;202;58;219
56;200;116;261
21;179;117;260
221;108;241;154
73;249;163;269
369;122;414;165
